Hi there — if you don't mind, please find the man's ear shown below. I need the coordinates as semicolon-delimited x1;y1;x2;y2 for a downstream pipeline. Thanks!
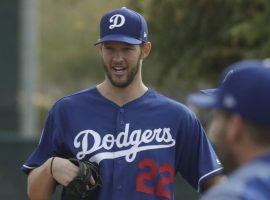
141;42;151;59
95;43;103;56
227;114;245;144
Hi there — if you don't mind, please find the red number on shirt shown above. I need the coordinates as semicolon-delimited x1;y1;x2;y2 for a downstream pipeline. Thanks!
156;163;174;199
136;159;174;200
136;158;158;194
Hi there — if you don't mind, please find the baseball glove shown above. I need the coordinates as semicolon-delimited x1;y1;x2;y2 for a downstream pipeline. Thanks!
65;158;102;200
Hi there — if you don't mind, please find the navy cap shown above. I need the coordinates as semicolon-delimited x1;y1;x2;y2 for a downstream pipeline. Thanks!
200;59;265;96
95;7;148;45
188;59;270;125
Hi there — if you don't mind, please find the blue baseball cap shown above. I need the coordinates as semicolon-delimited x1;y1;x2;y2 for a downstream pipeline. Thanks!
95;7;148;45
188;59;270;125
200;59;265;96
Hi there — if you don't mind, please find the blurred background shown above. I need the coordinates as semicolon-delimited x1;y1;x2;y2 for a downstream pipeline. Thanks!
1;0;270;199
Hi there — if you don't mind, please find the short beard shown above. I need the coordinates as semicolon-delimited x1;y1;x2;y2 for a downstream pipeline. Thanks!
102;59;141;88
217;150;238;175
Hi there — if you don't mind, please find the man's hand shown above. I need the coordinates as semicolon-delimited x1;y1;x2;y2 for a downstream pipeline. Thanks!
50;157;79;186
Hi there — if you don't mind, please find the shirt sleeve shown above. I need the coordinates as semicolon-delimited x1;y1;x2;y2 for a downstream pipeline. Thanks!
21;108;64;175
175;110;223;192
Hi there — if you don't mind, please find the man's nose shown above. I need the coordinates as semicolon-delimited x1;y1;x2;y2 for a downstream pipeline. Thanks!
112;51;124;62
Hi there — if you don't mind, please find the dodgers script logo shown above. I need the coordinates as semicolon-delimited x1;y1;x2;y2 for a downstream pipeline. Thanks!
109;14;125;29
74;123;175;164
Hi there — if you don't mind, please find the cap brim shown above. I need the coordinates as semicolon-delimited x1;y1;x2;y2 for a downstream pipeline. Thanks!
200;88;219;96
94;34;143;45
187;93;218;108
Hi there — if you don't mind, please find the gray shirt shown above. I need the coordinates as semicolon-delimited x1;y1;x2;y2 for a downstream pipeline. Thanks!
201;154;270;200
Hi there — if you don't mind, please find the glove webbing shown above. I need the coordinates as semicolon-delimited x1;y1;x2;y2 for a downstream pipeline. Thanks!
67;159;94;198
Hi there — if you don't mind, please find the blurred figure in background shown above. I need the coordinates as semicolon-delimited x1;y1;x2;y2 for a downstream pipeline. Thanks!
188;59;270;199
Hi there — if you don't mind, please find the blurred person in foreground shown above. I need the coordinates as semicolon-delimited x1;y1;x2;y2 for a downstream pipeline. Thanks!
188;59;270;199
21;7;223;200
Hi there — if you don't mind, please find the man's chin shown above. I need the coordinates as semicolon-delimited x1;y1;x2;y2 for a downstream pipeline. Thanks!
220;157;238;175
111;80;130;88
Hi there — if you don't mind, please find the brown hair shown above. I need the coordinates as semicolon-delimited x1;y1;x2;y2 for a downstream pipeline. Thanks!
245;120;270;147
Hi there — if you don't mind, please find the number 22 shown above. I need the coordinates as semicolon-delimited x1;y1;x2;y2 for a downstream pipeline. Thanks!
136;159;174;200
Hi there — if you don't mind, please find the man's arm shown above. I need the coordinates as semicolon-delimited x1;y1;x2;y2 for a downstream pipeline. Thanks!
27;157;79;200
27;158;57;200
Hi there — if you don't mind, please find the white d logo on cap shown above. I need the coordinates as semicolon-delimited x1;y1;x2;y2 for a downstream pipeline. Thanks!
109;14;125;29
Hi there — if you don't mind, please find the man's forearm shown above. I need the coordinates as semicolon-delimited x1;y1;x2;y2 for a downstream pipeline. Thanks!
27;158;57;200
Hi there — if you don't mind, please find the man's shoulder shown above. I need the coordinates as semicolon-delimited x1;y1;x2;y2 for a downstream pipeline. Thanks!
202;159;270;200
201;180;242;200
61;86;97;101
151;90;193;114
147;89;200;123
202;178;270;200
51;86;98;110
59;86;97;101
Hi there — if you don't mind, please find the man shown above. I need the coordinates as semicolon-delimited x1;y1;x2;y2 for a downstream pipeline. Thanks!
188;60;270;199
22;7;223;200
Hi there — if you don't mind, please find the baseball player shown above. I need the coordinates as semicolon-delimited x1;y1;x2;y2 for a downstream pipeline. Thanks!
188;60;270;199
22;7;223;200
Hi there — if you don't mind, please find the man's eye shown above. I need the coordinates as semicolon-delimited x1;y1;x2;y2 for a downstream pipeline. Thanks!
124;47;133;51
105;46;113;50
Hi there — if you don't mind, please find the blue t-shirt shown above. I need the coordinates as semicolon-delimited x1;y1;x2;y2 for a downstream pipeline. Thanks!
22;87;222;200
201;154;270;200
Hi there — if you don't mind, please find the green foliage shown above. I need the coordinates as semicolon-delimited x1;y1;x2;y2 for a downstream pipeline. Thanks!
145;0;270;96
37;1;131;128
39;0;131;97
37;0;270;126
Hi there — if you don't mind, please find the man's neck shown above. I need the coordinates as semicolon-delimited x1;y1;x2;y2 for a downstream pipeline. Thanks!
97;81;148;106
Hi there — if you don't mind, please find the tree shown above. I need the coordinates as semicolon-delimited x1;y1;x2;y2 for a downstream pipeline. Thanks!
145;0;270;98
